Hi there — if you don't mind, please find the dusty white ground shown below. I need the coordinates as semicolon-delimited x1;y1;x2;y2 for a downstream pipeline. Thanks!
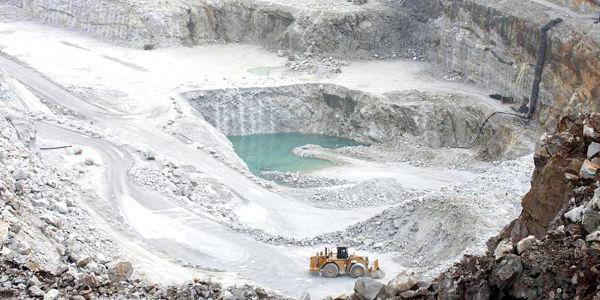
0;21;535;299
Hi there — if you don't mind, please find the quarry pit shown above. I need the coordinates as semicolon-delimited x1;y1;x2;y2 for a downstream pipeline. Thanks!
0;0;599;299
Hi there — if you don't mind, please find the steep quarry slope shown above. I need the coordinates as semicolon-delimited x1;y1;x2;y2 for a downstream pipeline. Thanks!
184;84;525;158
403;0;600;131
0;22;541;296
3;0;420;57
545;0;600;12
5;0;600;131
2;0;600;299
343;114;600;300
0;79;286;299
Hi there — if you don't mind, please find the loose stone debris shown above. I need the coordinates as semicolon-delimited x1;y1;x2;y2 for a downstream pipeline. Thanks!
1;0;600;298
328;114;600;300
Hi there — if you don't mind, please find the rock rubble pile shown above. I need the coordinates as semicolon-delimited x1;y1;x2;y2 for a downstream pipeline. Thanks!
0;111;287;300
336;114;600;300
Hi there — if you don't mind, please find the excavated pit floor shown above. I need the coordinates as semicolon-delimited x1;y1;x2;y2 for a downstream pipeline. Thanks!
0;21;538;299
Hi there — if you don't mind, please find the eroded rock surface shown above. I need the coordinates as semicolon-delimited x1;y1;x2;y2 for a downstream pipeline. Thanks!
339;114;600;300
185;84;529;160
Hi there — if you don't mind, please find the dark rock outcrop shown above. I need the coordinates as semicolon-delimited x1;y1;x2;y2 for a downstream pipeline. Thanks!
338;114;600;300
504;115;590;241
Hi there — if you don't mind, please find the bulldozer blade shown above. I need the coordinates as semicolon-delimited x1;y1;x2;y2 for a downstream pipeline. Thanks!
373;259;380;271
368;259;385;279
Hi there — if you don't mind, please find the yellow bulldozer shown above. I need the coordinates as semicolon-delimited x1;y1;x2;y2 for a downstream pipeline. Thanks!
309;246;384;279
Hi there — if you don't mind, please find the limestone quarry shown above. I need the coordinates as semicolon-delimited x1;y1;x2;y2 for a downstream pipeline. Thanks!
0;0;599;299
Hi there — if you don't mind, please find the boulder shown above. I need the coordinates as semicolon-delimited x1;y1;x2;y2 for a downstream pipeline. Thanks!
583;122;600;139
586;231;600;242
172;169;184;177
392;218;403;229
399;290;416;298
465;281;490;299
0;220;9;245
31;198;50;208
12;168;29;180
255;287;268;298
28;285;45;297
354;277;383;300
9;241;32;255
589;189;600;210
582;207;600;233
0;246;14;258
76;256;93;268
415;287;428;296
108;261;133;282
490;255;523;288
50;202;68;214
28;275;41;286
387;271;418;295
221;290;234;300
78;273;99;287
588;142;600;159
298;291;310;300
579;159;600;179
40;214;61;227
516;236;538;255
95;253;108;264
371;269;385;279
564;205;585;223
493;239;513;259
43;289;59;300
25;261;43;271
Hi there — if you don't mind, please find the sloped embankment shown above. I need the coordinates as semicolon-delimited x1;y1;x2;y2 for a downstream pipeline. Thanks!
4;0;421;57
412;0;600;131
6;0;600;131
184;84;527;160
345;114;600;300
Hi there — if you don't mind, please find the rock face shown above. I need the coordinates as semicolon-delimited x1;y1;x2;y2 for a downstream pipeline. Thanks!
5;0;600;132
503;115;590;241
5;0;422;58
546;0;600;12
356;114;600;300
416;0;600;131
185;84;527;159
6;0;600;132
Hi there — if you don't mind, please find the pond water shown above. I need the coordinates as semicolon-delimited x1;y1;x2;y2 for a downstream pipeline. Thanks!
228;133;361;175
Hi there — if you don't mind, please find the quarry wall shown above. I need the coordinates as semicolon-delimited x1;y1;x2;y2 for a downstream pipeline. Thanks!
184;84;526;159
5;0;600;131
421;0;600;131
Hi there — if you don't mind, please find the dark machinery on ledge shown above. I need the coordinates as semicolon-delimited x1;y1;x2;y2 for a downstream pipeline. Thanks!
458;18;563;150
309;246;384;279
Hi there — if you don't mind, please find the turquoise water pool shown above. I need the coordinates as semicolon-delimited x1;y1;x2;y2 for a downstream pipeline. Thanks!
228;133;361;175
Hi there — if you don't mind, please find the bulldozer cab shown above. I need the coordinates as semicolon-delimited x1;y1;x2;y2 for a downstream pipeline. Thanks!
337;246;348;259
